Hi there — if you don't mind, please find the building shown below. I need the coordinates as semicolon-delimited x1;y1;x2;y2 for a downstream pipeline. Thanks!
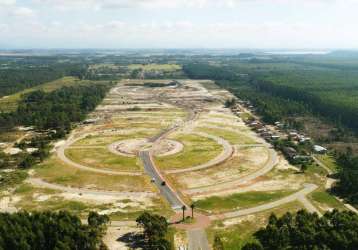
314;145;328;154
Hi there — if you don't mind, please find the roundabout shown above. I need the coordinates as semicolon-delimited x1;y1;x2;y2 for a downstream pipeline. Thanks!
108;138;184;157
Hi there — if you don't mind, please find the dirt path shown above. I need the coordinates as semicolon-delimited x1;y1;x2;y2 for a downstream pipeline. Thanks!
210;183;318;220
184;146;278;196
187;229;210;250
56;135;143;176
312;156;358;214
27;178;155;197
297;196;322;216
165;131;234;174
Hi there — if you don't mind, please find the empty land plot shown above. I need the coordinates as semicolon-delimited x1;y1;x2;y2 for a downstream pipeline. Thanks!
34;156;154;192
12;184;106;217
72;133;152;146
167;147;269;190
65;147;141;171
195;127;258;145
207;201;304;249
154;133;223;170
195;190;294;213
308;189;347;213
127;64;182;72
108;196;174;221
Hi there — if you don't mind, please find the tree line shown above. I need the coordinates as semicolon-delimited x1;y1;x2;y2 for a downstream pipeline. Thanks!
0;211;109;250
333;149;358;205
0;63;87;97
0;83;112;132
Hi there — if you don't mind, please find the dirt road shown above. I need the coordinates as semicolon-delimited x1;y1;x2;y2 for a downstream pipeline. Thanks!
210;183;318;220
165;131;233;174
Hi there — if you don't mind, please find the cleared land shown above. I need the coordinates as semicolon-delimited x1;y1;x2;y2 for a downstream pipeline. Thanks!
155;133;223;170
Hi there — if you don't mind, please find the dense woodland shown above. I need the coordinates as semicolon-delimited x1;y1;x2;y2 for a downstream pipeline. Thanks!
333;150;358;204
183;61;358;133
240;210;358;250
0;83;112;132
0;211;109;250
0;59;87;97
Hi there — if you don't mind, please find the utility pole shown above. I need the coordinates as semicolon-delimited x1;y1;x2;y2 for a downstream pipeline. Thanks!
190;203;195;219
182;205;187;222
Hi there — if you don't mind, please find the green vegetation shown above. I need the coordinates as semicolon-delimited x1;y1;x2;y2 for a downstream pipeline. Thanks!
136;212;171;249
0;60;86;97
195;190;293;213
245;209;358;250
65;147;141;171
35;156;153;192
333;150;358;205
315;154;339;172
0;77;86;112
0;211;109;250
208;202;303;249
310;190;346;211
196;127;257;145
155;133;223;169
0;83;112;133
128;63;181;71
0;170;28;190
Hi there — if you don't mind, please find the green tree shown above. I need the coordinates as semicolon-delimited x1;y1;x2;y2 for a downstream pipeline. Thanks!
136;212;170;248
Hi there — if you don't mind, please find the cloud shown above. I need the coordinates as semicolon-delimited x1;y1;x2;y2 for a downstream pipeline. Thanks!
31;0;248;10
13;7;35;17
0;0;16;6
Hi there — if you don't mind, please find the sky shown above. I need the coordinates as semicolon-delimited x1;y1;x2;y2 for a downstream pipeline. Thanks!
0;0;358;49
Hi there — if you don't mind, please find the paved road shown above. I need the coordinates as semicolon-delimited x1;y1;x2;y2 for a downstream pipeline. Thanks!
187;229;210;250
185;146;278;196
210;183;318;220
166;131;233;174
139;151;185;210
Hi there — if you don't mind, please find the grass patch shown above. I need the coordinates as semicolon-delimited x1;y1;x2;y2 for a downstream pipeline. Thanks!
196;127;258;145
155;133;223;170
0;170;28;190
65;147;141;171
309;190;346;212
34;156;154;192
128;64;181;72
195;190;293;213
207;201;303;249
109;197;173;221
315;154;339;172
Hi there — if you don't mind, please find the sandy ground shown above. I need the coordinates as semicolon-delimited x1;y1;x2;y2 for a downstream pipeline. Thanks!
103;226;142;250
109;138;183;157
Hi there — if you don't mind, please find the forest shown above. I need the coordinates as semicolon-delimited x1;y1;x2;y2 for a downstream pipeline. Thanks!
0;57;87;97
0;211;109;250
240;209;358;250
0;83;112;132
183;60;358;134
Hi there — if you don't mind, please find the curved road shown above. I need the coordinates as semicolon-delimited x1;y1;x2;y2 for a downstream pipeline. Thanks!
165;131;234;174
57;134;143;176
210;183;318;220
184;146;278;196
